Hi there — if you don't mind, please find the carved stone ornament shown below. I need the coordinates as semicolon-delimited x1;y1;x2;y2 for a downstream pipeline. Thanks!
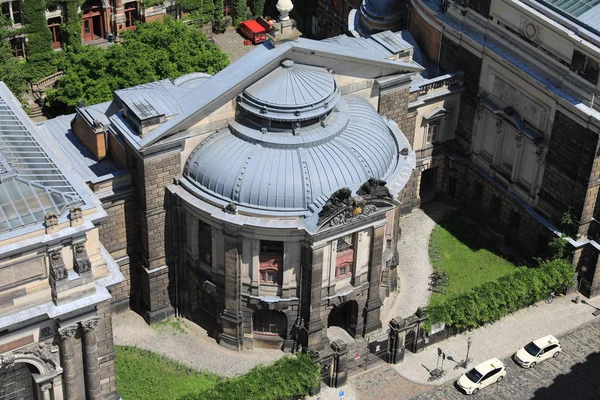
45;212;59;233
49;249;68;281
223;202;238;215
319;187;352;218
16;343;59;370
318;181;392;227
69;206;83;226
81;318;100;333
357;178;393;200
0;354;15;369
58;325;78;341
73;243;92;274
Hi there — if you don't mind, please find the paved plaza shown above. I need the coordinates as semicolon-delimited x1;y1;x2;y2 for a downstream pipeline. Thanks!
412;318;600;400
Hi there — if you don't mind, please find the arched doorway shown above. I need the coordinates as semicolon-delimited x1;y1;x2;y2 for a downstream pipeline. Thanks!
81;0;104;42
0;363;35;400
327;300;358;338
252;310;287;349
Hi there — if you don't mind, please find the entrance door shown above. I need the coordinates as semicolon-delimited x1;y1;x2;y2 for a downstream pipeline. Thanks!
82;17;93;41
81;2;104;42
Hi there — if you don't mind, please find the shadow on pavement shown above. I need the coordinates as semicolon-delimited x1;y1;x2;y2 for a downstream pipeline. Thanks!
532;351;600;400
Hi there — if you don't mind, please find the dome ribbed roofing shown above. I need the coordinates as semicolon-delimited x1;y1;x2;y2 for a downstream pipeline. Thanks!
184;97;402;214
238;60;340;122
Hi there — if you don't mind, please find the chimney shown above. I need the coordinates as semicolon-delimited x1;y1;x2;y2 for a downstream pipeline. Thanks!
70;107;107;161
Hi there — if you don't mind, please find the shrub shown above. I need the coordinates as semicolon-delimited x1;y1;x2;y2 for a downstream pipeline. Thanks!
426;258;574;331
179;353;320;400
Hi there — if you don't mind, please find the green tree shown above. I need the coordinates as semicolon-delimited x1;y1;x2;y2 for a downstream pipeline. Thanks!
22;0;57;81
232;0;247;25
46;17;229;114
251;0;265;18
0;19;28;99
213;0;226;33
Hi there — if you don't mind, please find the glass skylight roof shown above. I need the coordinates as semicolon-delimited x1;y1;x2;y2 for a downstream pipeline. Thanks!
543;0;600;17
0;98;82;233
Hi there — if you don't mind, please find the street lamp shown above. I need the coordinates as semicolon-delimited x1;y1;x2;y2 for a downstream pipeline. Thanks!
455;336;473;369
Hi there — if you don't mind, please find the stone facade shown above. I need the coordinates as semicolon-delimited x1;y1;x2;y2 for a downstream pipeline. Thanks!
408;0;600;297
0;82;123;400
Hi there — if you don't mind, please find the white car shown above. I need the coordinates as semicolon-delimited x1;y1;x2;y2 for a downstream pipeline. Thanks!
514;335;561;368
456;358;507;395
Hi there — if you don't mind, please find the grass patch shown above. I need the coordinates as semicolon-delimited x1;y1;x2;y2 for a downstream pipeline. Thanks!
115;346;220;400
428;214;518;306
151;318;186;334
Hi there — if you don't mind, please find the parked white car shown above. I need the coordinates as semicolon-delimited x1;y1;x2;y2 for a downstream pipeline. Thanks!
514;335;561;368
456;358;507;395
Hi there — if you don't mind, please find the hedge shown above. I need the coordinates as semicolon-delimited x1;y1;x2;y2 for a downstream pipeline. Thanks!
179;353;320;400
426;258;575;332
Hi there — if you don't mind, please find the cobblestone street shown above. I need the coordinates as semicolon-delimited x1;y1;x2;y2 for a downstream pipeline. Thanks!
411;319;600;400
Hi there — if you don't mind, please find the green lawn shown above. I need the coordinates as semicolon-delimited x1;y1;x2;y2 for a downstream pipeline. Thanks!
115;346;220;400
428;214;518;306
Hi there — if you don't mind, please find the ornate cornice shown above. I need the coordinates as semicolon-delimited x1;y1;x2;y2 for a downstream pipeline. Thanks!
81;318;100;333
58;325;78;341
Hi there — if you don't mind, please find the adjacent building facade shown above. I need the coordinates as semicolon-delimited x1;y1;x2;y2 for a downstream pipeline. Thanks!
0;83;123;400
328;0;600;294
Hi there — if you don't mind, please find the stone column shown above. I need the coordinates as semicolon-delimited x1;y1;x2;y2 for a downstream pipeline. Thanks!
218;229;244;350
388;317;406;364
58;325;79;400
364;224;385;335
331;340;348;388
306;243;328;351
40;383;52;400
81;318;102;400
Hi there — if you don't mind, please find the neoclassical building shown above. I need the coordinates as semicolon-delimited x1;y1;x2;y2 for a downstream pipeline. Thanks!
170;58;416;350
0;82;123;399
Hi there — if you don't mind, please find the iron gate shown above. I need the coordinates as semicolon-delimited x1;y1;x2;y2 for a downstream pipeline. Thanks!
347;329;390;376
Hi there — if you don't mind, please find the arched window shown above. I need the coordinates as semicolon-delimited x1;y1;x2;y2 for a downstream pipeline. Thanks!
253;309;287;337
259;240;283;284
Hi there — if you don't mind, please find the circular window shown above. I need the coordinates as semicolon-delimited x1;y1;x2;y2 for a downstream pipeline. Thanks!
525;22;537;39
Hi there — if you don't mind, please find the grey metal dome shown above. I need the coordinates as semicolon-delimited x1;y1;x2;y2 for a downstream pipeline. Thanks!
184;96;402;214
238;59;340;122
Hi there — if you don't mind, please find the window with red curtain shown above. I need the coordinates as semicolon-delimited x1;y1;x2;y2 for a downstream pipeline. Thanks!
335;234;354;278
259;241;283;284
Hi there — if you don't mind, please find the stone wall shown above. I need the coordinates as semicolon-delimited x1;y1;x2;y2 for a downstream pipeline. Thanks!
539;111;598;225
97;301;118;400
130;149;181;323
98;192;137;313
456;164;550;259
438;36;482;153
409;7;441;63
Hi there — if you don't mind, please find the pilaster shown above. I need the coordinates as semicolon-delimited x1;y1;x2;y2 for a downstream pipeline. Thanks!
307;243;328;352
81;318;102;400
218;230;244;350
58;325;79;400
364;224;385;335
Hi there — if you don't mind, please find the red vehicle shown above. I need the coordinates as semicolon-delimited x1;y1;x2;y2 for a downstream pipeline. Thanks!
239;20;267;44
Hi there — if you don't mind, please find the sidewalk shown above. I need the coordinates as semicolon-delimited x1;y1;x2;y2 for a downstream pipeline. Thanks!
392;293;600;385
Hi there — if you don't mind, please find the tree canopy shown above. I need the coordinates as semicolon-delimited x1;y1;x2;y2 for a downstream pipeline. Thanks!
46;17;229;114
0;18;28;98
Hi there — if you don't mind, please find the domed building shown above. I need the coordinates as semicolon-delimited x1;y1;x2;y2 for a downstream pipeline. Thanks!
38;25;424;356
171;57;416;351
